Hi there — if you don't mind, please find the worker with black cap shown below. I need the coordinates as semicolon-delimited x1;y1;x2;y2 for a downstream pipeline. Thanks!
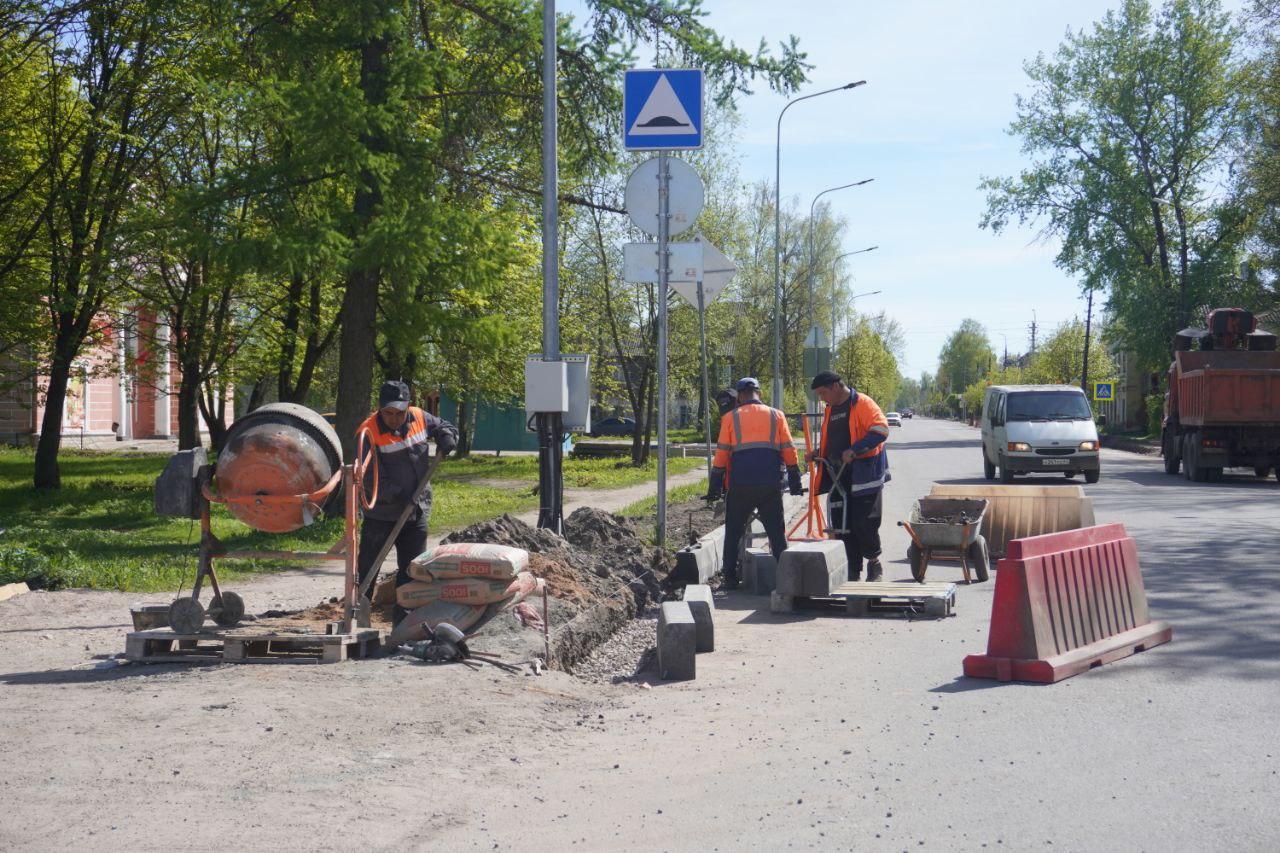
808;370;890;581
706;377;803;590
357;380;459;621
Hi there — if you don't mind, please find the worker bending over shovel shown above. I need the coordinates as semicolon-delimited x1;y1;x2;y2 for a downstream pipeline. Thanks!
358;380;458;624
808;371;890;582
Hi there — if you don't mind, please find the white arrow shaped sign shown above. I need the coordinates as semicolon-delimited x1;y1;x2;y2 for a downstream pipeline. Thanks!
670;234;736;309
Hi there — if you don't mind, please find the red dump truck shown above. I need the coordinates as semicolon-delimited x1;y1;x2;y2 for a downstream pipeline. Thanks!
1161;308;1280;481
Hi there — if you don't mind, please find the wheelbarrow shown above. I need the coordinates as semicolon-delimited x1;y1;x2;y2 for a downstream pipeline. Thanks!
897;497;990;584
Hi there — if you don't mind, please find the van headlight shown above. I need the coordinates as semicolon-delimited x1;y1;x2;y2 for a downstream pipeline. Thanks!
1007;442;1031;452
1078;440;1098;451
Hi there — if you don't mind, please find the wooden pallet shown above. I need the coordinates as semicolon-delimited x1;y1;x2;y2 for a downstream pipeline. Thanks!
124;627;383;665
772;581;957;618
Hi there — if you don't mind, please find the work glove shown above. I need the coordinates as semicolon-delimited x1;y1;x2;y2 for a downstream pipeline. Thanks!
786;466;804;496
704;469;725;502
435;432;457;457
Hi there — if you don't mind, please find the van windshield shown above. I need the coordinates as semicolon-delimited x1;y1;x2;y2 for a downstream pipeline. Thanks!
1006;391;1093;422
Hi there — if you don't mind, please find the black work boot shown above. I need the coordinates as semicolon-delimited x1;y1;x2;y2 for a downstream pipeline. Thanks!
847;561;862;583
865;559;883;582
721;573;740;591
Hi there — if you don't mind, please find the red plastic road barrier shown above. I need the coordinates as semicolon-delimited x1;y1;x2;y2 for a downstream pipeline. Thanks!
963;523;1171;683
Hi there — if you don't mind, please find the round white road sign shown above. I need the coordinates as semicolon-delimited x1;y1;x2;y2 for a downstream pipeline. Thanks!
624;157;705;237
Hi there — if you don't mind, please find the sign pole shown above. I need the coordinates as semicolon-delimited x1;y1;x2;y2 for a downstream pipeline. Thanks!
698;279;712;482
537;0;563;534
657;152;670;548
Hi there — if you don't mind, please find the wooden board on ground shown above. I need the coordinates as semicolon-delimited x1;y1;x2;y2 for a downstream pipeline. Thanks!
124;627;383;665
771;581;957;619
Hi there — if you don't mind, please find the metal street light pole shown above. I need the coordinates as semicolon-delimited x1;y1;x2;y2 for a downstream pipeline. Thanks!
833;288;882;373
808;179;874;335
773;80;866;408
828;246;878;352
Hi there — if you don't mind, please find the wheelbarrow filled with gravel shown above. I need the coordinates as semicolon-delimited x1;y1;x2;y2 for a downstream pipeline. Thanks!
897;498;990;584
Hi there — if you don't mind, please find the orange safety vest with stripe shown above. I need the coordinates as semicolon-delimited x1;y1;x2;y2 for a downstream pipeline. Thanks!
358;406;455;521
711;400;799;488
817;391;890;495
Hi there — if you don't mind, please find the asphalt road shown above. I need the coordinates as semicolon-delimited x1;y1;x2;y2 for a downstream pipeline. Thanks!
2;417;1276;851
428;416;1279;851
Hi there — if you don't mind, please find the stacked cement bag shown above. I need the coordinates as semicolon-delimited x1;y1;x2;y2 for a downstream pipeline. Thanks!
396;543;543;632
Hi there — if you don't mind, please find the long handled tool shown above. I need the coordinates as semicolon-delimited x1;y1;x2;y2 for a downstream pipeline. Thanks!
352;451;445;627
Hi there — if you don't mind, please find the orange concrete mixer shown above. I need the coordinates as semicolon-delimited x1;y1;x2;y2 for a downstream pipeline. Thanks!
155;403;379;635
214;403;346;533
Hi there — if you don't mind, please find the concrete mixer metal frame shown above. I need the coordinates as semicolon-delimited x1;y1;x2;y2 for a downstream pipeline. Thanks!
170;430;380;636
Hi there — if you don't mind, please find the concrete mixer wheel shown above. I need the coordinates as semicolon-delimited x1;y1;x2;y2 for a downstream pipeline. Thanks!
210;591;245;626
169;597;206;634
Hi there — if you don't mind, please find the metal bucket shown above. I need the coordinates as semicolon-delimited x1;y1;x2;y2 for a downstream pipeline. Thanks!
214;403;344;533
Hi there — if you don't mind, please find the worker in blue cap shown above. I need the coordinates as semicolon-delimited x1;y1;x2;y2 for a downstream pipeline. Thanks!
706;377;803;589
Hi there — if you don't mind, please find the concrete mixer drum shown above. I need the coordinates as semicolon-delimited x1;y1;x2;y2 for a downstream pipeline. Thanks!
214;403;345;533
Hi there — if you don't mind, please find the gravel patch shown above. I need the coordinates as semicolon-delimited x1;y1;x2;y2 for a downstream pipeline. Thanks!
571;607;659;684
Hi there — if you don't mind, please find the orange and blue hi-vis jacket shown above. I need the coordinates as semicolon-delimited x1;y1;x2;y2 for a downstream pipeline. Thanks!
711;400;799;488
817;390;890;495
358;406;458;521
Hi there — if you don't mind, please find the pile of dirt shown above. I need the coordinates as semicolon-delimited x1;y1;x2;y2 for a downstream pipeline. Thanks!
440;508;671;671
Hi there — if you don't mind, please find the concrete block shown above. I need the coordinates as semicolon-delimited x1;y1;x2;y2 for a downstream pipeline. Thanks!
657;601;696;680
741;547;777;596
682;584;715;653
770;591;794;613
671;543;716;587
776;540;848;597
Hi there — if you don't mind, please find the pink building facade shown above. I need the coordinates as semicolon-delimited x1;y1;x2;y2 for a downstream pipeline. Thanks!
0;312;225;445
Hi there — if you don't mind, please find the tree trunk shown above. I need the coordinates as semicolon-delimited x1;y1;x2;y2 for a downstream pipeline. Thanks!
176;359;202;450
198;381;229;453
456;397;471;456
335;27;392;462
33;356;71;490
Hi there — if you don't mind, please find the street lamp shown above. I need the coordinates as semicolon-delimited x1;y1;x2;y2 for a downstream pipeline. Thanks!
828;247;879;350
808;179;874;333
773;79;867;408
832;288;882;376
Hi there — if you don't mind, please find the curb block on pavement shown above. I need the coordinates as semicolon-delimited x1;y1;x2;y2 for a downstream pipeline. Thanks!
657;600;697;680
682;584;715;653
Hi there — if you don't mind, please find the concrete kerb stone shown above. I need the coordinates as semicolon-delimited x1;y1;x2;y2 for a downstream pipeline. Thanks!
681;584;715;652
657;600;697;680
742;547;777;596
776;540;848;597
672;544;717;587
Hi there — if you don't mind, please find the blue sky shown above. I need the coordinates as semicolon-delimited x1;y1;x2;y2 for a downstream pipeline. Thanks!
564;0;1245;379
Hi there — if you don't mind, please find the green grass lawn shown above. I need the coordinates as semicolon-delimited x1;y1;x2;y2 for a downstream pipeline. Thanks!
0;449;704;593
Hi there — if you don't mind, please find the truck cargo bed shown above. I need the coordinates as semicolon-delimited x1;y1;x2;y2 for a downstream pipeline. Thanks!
1175;351;1280;427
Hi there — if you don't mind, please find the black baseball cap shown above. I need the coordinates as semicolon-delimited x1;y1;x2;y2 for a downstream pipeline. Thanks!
378;380;411;411
810;371;843;389
735;377;761;392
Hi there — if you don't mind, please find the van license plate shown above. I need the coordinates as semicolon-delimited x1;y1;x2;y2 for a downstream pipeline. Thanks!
1041;458;1070;466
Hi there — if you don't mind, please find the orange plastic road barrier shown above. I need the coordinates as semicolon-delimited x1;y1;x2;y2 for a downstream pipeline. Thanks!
787;412;827;542
963;523;1171;683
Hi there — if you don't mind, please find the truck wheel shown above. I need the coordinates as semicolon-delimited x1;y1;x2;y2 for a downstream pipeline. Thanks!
1085;470;1100;484
966;535;990;583
1207;467;1224;482
1162;432;1181;475
983;452;995;480
1254;466;1270;479
999;457;1015;484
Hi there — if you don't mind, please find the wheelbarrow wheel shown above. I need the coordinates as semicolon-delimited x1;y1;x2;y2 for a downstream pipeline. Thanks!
966;535;990;583
907;543;927;582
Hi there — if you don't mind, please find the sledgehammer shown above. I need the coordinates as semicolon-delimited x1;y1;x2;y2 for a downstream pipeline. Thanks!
354;451;445;627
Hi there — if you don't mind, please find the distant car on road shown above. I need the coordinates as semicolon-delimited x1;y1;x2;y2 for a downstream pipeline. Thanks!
590;416;637;437
902;409;914;419
886;412;903;427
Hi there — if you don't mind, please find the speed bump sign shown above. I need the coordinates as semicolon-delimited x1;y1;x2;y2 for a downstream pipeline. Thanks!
1093;382;1114;401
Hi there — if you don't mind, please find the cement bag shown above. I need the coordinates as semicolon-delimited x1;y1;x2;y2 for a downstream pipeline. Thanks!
396;578;515;608
394;600;488;640
503;571;544;608
406;542;529;582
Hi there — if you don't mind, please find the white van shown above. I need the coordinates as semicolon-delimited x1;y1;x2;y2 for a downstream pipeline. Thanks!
980;385;1101;484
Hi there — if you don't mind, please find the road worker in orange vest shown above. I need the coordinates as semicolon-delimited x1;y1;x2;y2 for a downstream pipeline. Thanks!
808;370;890;582
706;377;804;590
357;380;458;623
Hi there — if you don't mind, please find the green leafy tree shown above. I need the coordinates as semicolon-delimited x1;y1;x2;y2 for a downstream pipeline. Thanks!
937;319;995;394
981;0;1255;374
1024;319;1118;395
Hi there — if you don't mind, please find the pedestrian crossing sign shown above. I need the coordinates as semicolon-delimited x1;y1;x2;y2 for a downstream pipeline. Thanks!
623;69;703;151
1093;382;1114;401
